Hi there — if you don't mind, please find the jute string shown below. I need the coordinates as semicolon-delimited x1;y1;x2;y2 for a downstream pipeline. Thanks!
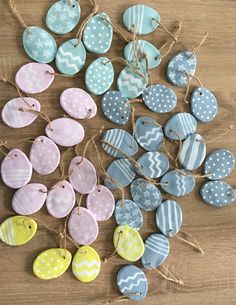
184;73;204;104
152;18;179;42
8;0;30;31
18;108;53;130
46;71;80;78
0;140;11;156
191;32;209;56
176;230;205;254
102;17;130;43
103;230;123;263
153;265;184;285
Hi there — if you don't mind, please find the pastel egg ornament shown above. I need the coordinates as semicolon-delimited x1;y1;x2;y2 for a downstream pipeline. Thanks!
200;181;236;208
0;216;37;246
23;26;57;63
142;84;177;113
203;149;235;180
55;39;86;75
72;246;101;282
46;0;81;35
85;57;114;95
60;88;97;119
123;4;160;35
190;87;218;122
166;51;197;87
117;265;148;301
15;62;55;94
83;12;113;54
45;118;84;147
33;248;72;280
101;91;131;125
113;225;144;262
1;97;40;128
68;207;99;245
12;183;47;215
156;200;183;237
1;149;32;189
46;180;75;218
29;136;60;175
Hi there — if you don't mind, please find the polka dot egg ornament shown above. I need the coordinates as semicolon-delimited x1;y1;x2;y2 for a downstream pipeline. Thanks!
33;248;72;280
0;216;37;246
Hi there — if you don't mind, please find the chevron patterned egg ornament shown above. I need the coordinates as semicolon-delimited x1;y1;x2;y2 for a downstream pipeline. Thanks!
72;246;101;282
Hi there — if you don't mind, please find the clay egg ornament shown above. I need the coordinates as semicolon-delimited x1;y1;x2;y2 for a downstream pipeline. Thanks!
33;248;72;280
141;233;170;269
130;178;162;211
101;91;131;125
29;136;60;175
15;62;55;94
134;116;164;151
45;118;84;147
123;4;160;35
85;57;114;95
60;88;97;119
55;39;86;75
69;156;97;194
166;51;197;87
86;185;115;221
178;134;206;170
23;26;57;63
115;199;143;231
72;246;101;282
190;87;218;123
200;181;236;208
68;207;98;245
83;12;113;54
0;216;37;246
164;112;197;141
156;200;182;237
12;183;47;215
203;149;235;180
102;129;138;158
1;97;40;128
142;84;177;113
46;180;75;218
113;225;144;262
1;149;32;189
46;0;81;35
117;265;148;301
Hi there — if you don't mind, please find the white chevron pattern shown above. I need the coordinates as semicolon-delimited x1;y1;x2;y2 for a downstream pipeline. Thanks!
56;55;78;72
138;128;161;146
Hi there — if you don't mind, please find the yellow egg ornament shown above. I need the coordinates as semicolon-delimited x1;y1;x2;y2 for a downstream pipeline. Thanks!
0;215;37;246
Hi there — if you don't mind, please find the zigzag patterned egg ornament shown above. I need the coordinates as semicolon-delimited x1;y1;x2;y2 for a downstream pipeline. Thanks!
102;129;138;158
156;200;182;237
15;63;55;94
83;12;113;54
117;265;148;301
0;216;37;246
55;39;86;75
12;183;47;215
113;225;144;262
72;246;101;282
46;0;81;35
60;88;97;119
33;248;72;280
46;180;75;218
134;116;164;151
142;84;177;113
123;4;160;35
1;149;32;189
85;57;114;95
101;91;131;125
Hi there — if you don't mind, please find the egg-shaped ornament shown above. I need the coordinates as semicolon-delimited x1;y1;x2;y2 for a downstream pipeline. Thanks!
72;246;101;282
60;88;97;120
23;26;57;63
0;216;37;246
46;0;81;34
12;183;47;215
85;57;114;95
83;12;113;54
15;62;55;94
1;149;32;189
33;248;72;280
56;39;86;75
1;97;40;128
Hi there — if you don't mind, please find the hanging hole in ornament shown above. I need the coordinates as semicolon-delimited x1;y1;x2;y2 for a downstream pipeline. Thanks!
28;225;32;229
62;185;65;189
32;104;35;107
121;116;124;120
14;154;17;157
199;91;203;96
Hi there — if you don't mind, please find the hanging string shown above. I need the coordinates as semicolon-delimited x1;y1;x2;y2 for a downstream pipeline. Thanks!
0;140;11;156
204;125;234;144
76;193;84;215
18;108;53;130
175;168;211;179
152;18;179;42
163;137;176;165
191;32;209;56
176;230;205;254
153;265;184;285
59;216;68;259
8;0;30;31
103;230;123;263
103;292;142;304
59;148;73;180
184;73;204;104
102;17;130;43
170;130;182;167
46;71;80;78
130;106;136;148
